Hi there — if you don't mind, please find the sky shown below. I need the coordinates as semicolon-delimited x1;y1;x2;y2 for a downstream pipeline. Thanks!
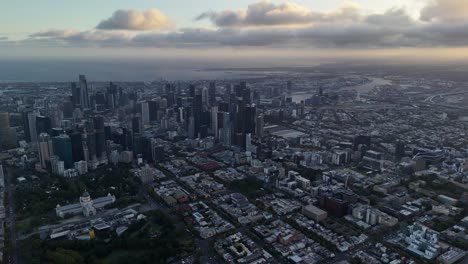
1;0;468;62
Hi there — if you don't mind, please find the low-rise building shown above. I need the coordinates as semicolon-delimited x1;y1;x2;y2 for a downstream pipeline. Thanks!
56;192;116;218
302;205;327;222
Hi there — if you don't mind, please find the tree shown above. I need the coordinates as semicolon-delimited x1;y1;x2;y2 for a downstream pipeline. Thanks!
46;248;85;264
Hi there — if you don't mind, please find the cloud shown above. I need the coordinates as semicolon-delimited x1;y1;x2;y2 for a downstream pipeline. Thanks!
96;9;174;30
7;1;468;51
420;0;468;22
196;0;360;27
30;29;79;38
0;36;7;41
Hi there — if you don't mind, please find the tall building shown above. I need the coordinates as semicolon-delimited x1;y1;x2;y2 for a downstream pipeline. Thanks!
221;112;231;146
132;115;142;134
70;132;84;162
79;75;90;109
38;133;54;169
245;105;256;135
85;122;97;160
211;106;218;138
0;164;4;188
71;82;81;107
209;81;216;106
52;134;74;169
202;87;209;106
189;84;196;98
148;101;158;122
0;112;16;150
142;102;150;125
395;140;406;162
94;115;106;158
23;111;38;143
36;115;52;135
193;93;203;137
256;115;264;138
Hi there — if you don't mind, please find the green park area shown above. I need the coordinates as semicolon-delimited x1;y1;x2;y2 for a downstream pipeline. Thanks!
19;210;195;264
14;165;144;234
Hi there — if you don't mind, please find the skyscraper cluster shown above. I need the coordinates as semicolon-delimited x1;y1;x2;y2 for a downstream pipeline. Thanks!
0;75;266;176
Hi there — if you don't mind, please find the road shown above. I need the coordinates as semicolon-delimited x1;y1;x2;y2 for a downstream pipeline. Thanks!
5;167;19;264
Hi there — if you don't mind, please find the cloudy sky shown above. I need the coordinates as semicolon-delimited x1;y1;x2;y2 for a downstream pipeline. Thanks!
1;0;468;61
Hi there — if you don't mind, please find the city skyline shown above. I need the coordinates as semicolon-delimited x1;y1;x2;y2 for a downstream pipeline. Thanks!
1;2;468;263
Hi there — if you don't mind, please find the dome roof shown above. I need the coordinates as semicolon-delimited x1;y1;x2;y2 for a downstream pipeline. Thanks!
82;191;90;198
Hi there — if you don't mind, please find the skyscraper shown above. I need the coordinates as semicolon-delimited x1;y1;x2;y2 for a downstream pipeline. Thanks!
38;133;54;169
52;134;73;169
132;115;142;135
211;106;218;138
25;111;38;143
189;84;196;98
79;75;90;109
70;132;84;162
395;140;406;162
256;115;264;138
36;115;52;135
193;93;203;138
94;115;106;158
209;81;216;106
221;112;231;146
245;105;256;135
71;82;81;107
142;102;150;125
0;112;16;150
85;121;97;160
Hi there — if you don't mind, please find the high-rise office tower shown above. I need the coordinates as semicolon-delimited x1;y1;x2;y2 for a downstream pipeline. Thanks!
188;116;195;139
193;93;203;137
22;111;31;142
36;115;52;135
148;101;158;121
62;101;74;118
222;112;231;146
132;115;142;135
256;115;264;137
70;132;84;162
245;105;257;135
189;84;196;98
38;133;54;169
202;87;209;106
71;82;81;107
52;134;73;169
0;112;16;150
211;106;218;138
107;82;117;109
395;140;406;162
79;75;90;109
209;81;216;106
24;111;38;143
242;87;252;105
94;115;105;158
85;121;97;160
142;102;150;125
